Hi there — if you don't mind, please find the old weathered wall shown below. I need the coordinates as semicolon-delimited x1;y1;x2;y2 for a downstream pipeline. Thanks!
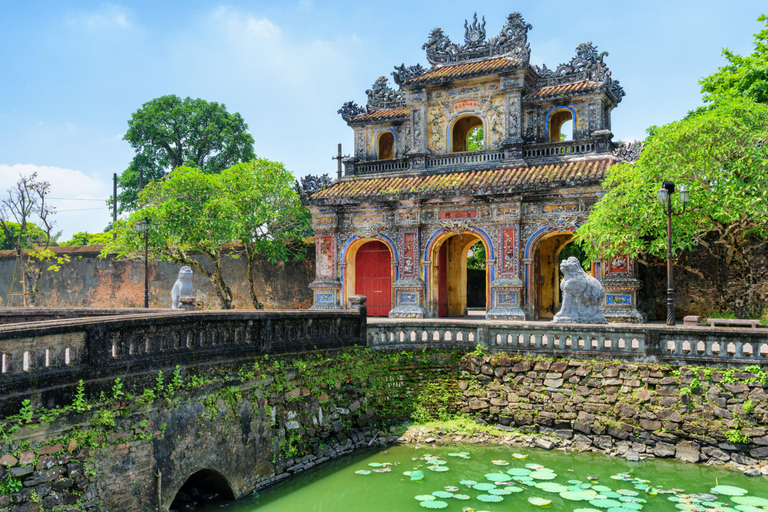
0;245;315;310
452;353;768;470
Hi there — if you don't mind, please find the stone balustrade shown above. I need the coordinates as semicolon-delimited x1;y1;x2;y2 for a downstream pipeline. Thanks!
426;149;505;168
0;309;366;416
523;140;596;159
368;319;768;366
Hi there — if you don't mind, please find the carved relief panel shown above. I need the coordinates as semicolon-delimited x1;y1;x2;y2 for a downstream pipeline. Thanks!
399;230;419;279
316;234;337;279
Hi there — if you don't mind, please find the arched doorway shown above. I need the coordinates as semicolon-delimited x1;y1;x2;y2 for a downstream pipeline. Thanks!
352;240;392;316
377;130;395;159
533;232;573;319
451;115;483;152
548;109;573;142
428;232;490;317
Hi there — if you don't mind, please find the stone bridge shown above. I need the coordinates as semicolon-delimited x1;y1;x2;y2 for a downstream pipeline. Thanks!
1;307;768;511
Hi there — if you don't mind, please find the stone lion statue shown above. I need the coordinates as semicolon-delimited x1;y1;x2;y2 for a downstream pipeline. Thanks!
171;266;193;309
553;257;606;324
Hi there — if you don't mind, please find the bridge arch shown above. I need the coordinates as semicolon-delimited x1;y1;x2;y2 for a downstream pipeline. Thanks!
170;468;235;509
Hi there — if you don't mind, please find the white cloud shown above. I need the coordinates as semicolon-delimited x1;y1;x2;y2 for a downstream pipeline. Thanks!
212;7;281;40
65;4;132;31
0;164;112;239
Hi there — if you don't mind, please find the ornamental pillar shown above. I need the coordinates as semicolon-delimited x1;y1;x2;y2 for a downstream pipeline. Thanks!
309;230;343;310
486;225;526;320
600;254;647;323
389;225;428;318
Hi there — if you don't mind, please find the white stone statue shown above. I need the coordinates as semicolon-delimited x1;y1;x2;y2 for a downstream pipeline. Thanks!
171;266;194;309
553;257;606;324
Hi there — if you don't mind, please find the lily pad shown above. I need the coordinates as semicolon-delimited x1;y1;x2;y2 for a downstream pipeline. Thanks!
561;490;599;501
512;453;528;459
444;486;459;492
459;479;477;487
528;497;552;506
473;483;497;491
477;494;503;503
732;496;768;507
711;486;748;496
526;463;545;469
368;462;383;467
492;459;510;465
452;494;471;500
410;470;424;481
485;472;511;482
415;495;436;501
420;500;448;509
589;498;624;509
507;468;532;476
503;486;524;493
489;488;512;496
535;482;568;493
530;470;558;480
432;491;454;499
355;470;371;475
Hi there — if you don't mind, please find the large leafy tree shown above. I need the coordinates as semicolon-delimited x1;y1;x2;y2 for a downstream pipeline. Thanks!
115;95;256;212
222;159;310;309
576;15;768;315
103;161;308;309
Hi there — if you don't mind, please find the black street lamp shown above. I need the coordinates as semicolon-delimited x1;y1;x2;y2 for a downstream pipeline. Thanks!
657;181;689;326
135;217;150;308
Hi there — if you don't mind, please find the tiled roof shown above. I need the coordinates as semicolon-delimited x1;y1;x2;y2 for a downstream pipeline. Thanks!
310;158;613;204
526;81;603;99
349;108;410;123
405;57;522;86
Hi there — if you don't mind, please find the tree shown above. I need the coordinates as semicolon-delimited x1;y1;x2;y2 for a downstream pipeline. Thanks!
0;222;48;251
103;161;309;309
576;97;768;314
0;174;66;306
700;15;768;104
60;231;113;246
222;159;311;309
115;95;256;212
575;16;768;316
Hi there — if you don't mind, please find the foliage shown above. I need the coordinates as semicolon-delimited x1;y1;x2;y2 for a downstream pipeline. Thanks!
115;95;256;212
0;173;67;305
0;474;23;496
0;222;48;251
102;161;308;309
575;98;768;311
700;15;768;105
557;242;590;272
467;241;486;270
222;159;311;308
60;231;113;246
467;126;484;151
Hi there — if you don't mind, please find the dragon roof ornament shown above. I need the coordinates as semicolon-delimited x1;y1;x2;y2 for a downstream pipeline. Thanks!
365;76;405;110
422;12;532;65
339;76;406;121
536;42;626;102
392;63;427;86
612;141;644;163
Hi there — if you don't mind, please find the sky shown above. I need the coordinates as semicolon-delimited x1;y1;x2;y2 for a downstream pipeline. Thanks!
0;1;765;240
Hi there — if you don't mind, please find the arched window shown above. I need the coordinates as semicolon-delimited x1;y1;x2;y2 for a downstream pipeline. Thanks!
549;109;573;142
377;131;395;160
451;116;483;152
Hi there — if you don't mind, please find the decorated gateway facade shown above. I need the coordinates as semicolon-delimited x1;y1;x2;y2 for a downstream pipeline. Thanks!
306;12;645;322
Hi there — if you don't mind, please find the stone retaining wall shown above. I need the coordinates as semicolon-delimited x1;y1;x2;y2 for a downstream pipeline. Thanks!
455;353;768;473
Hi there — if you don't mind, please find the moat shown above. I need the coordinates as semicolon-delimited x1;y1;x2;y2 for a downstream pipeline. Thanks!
194;444;768;512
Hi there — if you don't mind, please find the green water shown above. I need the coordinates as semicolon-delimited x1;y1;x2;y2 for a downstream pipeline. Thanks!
196;444;768;512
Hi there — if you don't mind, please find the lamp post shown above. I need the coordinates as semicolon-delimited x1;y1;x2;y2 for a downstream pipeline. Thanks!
135;217;150;308
656;181;689;326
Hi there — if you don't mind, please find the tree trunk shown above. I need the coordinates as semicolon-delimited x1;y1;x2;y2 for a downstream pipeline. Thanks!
245;248;263;310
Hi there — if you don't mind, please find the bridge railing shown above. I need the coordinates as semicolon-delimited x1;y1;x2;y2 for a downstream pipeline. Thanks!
0;309;366;416
367;319;768;366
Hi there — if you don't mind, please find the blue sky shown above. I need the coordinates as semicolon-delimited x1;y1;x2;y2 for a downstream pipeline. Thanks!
0;1;765;239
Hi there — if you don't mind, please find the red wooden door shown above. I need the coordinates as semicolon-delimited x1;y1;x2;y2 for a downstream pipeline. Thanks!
355;241;391;317
437;243;448;317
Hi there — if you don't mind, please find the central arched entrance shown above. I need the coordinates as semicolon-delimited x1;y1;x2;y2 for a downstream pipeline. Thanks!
428;231;490;317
